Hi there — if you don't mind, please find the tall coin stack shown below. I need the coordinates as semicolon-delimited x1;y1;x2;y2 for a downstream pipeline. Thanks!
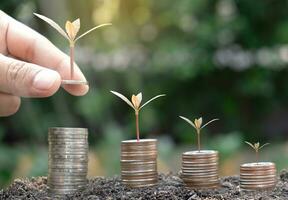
48;127;88;196
181;150;219;189
121;139;158;188
240;162;277;191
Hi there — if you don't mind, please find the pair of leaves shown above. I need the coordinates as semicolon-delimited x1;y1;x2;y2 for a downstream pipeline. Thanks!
110;91;165;112
179;116;219;133
34;13;112;45
245;141;269;152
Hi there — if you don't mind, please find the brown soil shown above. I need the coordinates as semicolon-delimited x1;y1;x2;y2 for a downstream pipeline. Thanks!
1;170;288;200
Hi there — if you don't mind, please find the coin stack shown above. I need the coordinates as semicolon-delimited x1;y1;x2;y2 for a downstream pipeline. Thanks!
48;127;88;196
240;162;277;191
121;139;158;188
181;150;219;189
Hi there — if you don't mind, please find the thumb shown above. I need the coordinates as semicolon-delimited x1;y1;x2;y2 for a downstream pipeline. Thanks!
0;54;61;97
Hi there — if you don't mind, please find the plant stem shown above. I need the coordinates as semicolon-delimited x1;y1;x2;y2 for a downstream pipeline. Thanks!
135;111;140;142
70;44;74;79
256;151;259;165
197;130;200;152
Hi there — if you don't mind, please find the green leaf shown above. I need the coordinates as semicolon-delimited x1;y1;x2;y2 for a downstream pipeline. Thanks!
245;141;256;151
110;91;135;110
34;13;69;40
139;94;165;110
259;143;270;150
75;23;112;42
201;118;219;129
179;116;196;129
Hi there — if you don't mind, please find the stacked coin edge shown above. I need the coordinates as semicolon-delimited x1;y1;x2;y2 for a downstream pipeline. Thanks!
48;127;88;196
121;139;158;188
240;162;277;191
181;150;219;189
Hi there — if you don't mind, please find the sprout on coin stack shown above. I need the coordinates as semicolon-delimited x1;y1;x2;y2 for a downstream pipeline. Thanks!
179;116;220;189
110;91;165;188
110;91;165;142
240;141;277;191
34;13;111;85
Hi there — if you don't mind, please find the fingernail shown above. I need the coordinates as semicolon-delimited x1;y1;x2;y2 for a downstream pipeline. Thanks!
33;70;59;90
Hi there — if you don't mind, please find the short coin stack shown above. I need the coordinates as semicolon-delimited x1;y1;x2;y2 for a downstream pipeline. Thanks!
240;162;277;191
48;127;88;196
181;150;219;189
121;139;158;188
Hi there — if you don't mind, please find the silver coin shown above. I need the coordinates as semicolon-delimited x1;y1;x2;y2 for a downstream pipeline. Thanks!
61;79;89;85
48;178;87;183
49;150;88;154
49;163;88;167
49;146;88;150
49;154;87;159
48;137;87;141
48;176;87;179
121;139;157;143
122;177;158;182
122;182;157;188
48;172;87;175
48;156;89;162
122;172;157;176
121;166;156;170
49;164;87;169
49;165;87;169
48;142;88;146
49;127;88;132
49;182;87;186
240;174;276;179
49;132;87;135
182;171;218;175
49;171;87;175
182;167;218;171
121;167;156;171
121;160;156;164
49;157;88;161
49;148;88;152
48;136;87;140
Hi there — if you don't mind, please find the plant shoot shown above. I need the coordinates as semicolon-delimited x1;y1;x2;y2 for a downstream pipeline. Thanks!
111;91;165;142
34;13;111;81
179;116;219;152
245;141;269;164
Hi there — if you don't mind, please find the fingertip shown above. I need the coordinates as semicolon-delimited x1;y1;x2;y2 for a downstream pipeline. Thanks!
0;94;21;116
31;69;61;97
9;96;21;115
62;84;89;96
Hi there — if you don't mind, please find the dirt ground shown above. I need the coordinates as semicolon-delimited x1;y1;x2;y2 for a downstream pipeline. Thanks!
1;170;288;200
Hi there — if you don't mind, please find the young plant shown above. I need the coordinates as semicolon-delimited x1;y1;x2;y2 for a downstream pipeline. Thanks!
110;91;165;142
245;141;269;164
34;13;111;82
179;116;219;152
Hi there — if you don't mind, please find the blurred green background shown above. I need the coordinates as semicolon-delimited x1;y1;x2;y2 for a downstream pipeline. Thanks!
1;0;288;188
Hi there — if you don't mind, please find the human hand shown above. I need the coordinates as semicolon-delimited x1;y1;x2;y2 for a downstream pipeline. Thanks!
0;11;89;116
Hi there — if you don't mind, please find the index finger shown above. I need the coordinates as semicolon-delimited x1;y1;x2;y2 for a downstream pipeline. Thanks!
0;11;89;96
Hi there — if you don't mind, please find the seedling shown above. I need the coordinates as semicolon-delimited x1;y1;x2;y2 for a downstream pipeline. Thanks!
110;91;165;142
179;116;219;152
245;141;269;164
34;13;111;84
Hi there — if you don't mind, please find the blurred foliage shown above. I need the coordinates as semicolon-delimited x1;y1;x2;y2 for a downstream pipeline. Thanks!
1;0;288;187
